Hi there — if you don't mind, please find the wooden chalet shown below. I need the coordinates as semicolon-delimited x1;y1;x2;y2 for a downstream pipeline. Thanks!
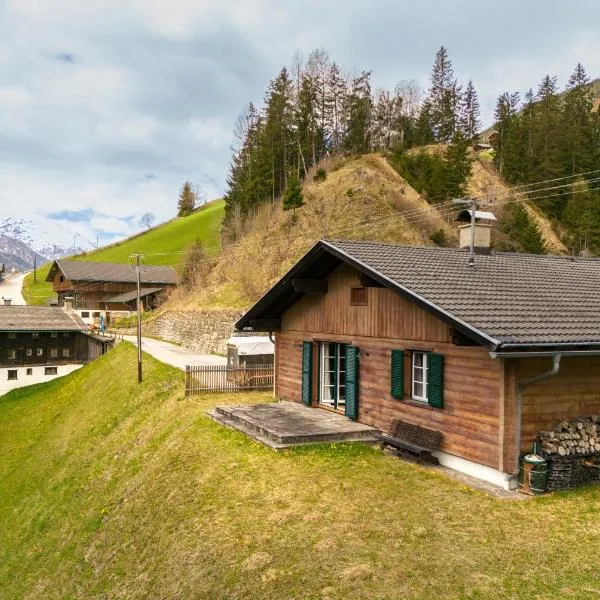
0;304;113;395
236;240;600;489
46;259;178;311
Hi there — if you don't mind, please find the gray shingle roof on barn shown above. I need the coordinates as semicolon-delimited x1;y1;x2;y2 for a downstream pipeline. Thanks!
0;306;87;331
46;260;178;285
236;239;600;351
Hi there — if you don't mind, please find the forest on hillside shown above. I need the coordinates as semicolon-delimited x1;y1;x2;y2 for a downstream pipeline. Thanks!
223;46;600;254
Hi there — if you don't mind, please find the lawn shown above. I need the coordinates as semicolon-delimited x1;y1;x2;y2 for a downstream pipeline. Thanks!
1;343;600;599
21;200;225;305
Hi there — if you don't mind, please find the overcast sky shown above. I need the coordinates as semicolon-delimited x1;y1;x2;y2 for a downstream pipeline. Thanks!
1;0;599;251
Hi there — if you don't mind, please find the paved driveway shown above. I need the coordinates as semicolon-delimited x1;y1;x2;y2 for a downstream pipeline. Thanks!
0;273;27;305
123;335;227;370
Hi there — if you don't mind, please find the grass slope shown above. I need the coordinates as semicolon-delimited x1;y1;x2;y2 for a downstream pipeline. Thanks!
21;200;225;305
22;262;53;306
179;155;454;309
76;199;225;266
2;343;600;599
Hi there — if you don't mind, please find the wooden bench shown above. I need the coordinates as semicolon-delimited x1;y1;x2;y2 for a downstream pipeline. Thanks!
376;418;442;465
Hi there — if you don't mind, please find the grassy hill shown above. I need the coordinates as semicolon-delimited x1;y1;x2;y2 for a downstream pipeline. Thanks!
2;342;600;599
75;199;225;266
174;153;563;310
22;200;225;305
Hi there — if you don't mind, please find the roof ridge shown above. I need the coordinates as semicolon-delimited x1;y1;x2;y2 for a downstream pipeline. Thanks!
324;239;600;262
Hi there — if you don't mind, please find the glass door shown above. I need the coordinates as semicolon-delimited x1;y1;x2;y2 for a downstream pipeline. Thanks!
319;342;346;410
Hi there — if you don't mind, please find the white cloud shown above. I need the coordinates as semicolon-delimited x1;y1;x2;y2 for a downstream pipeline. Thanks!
0;0;598;253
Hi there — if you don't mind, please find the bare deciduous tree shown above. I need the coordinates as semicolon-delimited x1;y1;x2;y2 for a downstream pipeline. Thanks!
140;212;155;229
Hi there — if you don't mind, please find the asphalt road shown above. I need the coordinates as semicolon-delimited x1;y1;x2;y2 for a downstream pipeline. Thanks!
0;272;27;305
123;335;227;370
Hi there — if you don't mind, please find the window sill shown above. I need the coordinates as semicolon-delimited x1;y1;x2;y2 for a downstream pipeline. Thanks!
400;398;435;411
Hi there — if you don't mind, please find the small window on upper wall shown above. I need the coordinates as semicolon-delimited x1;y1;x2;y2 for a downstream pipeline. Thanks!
25;348;33;357
350;287;367;306
62;348;71;358
63;332;70;338
59;275;64;282
31;332;40;338
50;332;58;338
8;332;16;339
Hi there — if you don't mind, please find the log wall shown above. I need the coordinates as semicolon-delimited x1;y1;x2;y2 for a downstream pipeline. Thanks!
276;264;505;470
518;356;600;453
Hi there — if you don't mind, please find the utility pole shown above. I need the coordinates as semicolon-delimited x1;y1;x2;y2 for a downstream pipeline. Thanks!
132;254;143;383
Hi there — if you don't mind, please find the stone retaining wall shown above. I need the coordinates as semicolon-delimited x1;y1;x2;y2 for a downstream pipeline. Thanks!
140;309;244;356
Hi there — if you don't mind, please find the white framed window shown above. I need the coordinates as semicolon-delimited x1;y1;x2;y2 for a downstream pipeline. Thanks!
25;348;33;357
62;348;71;358
411;351;428;402
45;367;58;376
8;332;16;339
319;342;346;410
32;332;40;338
50;332;58;339
8;349;16;360
36;348;44;357
50;348;59;358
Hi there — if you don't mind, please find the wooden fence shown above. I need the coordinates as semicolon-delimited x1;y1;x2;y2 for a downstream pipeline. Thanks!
185;364;274;395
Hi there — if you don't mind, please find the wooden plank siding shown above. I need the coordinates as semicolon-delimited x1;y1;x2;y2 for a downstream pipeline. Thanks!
276;264;505;470
518;356;600;455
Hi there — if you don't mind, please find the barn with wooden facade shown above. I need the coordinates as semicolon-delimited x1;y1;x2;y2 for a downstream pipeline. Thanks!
236;240;600;490
0;304;113;395
46;260;178;317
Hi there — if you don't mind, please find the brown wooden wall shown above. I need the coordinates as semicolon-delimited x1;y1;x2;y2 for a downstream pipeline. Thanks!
518;356;600;453
276;264;505;470
53;277;174;310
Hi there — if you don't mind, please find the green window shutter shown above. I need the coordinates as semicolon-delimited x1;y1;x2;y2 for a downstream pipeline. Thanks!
427;353;444;409
301;341;313;406
345;345;359;420
390;350;404;399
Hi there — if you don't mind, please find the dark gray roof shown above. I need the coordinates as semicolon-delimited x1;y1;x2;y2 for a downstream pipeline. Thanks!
237;239;600;351
0;306;87;331
47;260;178;285
105;287;163;303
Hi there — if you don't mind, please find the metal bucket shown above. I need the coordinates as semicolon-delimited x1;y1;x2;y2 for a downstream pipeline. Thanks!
519;453;548;495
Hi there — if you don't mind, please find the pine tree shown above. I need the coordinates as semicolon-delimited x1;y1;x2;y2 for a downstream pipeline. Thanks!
563;63;594;175
459;79;481;142
444;131;473;198
177;181;196;217
414;100;435;146
326;62;347;153
282;172;305;212
428;46;459;142
344;71;373;154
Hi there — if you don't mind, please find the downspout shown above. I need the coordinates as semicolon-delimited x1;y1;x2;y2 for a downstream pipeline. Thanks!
268;331;276;398
515;353;562;468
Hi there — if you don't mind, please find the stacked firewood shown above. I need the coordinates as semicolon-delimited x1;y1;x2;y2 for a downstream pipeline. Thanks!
539;417;600;456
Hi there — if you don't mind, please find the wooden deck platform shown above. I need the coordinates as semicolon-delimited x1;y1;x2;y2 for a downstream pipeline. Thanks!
207;401;378;449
